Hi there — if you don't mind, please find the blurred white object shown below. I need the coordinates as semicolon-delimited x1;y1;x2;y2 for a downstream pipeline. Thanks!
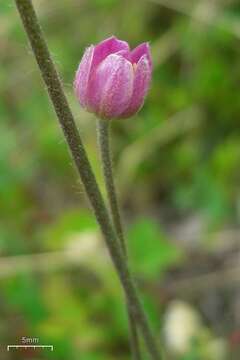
163;300;201;354
66;231;100;257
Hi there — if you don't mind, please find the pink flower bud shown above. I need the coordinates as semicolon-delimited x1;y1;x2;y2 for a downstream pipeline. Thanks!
74;36;152;120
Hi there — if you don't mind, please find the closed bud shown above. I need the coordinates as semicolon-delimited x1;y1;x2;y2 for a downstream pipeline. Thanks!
74;36;152;120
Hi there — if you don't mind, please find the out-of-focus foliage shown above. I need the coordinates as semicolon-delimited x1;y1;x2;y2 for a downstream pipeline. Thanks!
128;219;182;279
1;0;240;358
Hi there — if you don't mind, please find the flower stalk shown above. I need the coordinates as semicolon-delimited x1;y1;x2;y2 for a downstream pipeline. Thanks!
97;120;126;253
97;119;142;359
14;0;161;359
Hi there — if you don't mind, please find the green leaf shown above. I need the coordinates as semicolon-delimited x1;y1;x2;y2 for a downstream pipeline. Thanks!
4;274;47;324
43;209;98;249
128;218;182;279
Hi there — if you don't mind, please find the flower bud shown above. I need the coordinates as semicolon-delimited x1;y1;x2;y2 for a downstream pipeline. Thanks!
74;36;152;120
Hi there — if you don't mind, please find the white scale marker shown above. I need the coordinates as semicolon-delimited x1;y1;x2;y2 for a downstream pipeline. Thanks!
7;345;53;351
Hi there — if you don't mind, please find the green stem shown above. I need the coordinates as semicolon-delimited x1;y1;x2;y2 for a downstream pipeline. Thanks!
97;120;126;254
14;1;161;359
97;119;142;360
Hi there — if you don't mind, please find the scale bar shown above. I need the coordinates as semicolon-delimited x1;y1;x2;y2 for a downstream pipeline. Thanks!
7;345;53;351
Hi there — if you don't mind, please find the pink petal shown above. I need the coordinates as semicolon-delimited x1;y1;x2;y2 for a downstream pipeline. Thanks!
120;54;151;118
91;36;130;71
115;49;131;61
74;45;94;107
131;42;152;70
88;54;134;119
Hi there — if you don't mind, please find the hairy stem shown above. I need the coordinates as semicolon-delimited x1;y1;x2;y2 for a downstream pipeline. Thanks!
97;119;142;360
97;120;126;254
14;1;161;358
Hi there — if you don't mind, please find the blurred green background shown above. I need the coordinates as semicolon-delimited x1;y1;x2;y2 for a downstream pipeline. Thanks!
1;0;240;359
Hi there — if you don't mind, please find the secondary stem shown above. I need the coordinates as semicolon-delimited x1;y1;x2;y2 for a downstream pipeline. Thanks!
97;120;126;254
14;1;161;359
97;119;142;360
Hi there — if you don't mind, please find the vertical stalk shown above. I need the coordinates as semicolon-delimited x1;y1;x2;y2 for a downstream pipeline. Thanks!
97;119;142;360
14;1;161;359
97;120;125;253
